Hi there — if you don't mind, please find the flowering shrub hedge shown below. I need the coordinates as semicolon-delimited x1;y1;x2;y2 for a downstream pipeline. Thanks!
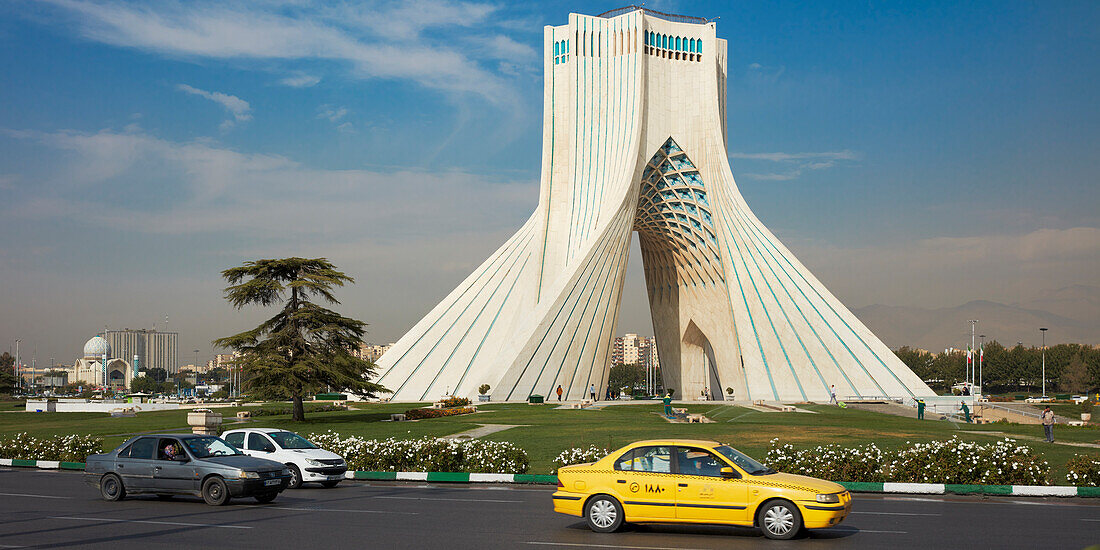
886;437;1049;485
764;436;1050;485
552;445;610;473
307;431;528;473
0;432;102;462
405;406;476;420
438;397;471;408
765;440;887;482
249;403;347;417
1066;454;1100;486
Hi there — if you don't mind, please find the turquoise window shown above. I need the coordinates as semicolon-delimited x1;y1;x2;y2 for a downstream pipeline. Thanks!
554;42;559;56
676;37;681;51
698;41;703;54
690;38;696;53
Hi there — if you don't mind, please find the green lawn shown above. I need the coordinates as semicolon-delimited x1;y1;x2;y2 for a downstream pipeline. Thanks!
3;401;1097;482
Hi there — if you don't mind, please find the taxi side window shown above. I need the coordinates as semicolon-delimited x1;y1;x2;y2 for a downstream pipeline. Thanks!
675;447;725;477
224;432;245;449
614;449;635;471
617;446;671;473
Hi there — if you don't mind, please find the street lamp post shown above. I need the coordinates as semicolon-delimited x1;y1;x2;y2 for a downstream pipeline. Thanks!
14;339;20;393
1040;328;1048;398
979;334;985;395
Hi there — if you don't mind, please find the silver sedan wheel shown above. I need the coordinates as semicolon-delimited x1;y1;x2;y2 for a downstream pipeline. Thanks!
589;499;618;529
763;504;795;536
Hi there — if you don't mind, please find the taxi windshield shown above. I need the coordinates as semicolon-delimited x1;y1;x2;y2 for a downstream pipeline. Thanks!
714;445;775;475
184;437;242;458
269;431;317;450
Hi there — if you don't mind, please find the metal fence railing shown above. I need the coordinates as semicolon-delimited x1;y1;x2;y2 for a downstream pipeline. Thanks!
597;5;709;24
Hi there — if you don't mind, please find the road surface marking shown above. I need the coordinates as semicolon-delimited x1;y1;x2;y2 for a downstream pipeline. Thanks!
1082;519;1100;522
820;527;907;534
852;511;941;516
526;542;709;550
49;516;251;529
0;492;72;499
375;495;521;503
267;506;417;515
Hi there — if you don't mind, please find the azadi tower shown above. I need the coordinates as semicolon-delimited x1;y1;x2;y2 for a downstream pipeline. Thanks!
375;7;933;402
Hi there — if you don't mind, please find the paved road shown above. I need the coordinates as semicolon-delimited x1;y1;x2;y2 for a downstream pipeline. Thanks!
1;468;1098;549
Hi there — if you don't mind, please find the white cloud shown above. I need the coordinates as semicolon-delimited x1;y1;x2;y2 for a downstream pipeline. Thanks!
732;150;860;181
43;0;520;104
177;84;252;125
791;227;1100;309
3;127;535;237
279;73;321;87
729;150;860;162
316;104;348;123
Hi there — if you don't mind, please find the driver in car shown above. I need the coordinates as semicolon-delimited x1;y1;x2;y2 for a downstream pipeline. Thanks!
162;442;181;460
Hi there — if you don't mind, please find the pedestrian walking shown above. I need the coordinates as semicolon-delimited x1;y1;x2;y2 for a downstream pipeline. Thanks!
1041;406;1056;442
829;385;837;405
960;401;971;423
663;391;673;417
916;398;926;420
589;383;596;401
555;384;563;401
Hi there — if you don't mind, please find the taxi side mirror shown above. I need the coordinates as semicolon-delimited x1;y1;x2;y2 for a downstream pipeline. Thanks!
720;466;738;478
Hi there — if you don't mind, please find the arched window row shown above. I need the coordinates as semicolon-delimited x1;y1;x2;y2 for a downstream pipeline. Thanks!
553;38;570;65
644;30;703;62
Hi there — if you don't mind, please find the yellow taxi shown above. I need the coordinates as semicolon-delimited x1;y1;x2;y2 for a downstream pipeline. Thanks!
552;439;850;540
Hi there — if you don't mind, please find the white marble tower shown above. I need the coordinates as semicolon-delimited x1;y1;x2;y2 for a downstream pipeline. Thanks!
374;7;933;402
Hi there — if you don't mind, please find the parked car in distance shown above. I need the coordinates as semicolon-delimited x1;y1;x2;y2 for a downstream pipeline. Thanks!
84;433;292;505
221;428;347;489
553;439;851;540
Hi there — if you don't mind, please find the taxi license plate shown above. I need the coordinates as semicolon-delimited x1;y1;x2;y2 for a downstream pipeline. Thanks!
264;479;281;486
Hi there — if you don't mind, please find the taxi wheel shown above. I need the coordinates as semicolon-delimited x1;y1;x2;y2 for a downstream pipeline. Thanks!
202;477;231;506
585;495;624;533
286;464;302;489
100;473;125;501
758;500;802;540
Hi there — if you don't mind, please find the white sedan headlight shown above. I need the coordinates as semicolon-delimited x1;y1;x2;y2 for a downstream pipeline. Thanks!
305;458;324;467
815;493;841;503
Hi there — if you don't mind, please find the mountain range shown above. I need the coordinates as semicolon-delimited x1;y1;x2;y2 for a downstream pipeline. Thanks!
852;285;1100;351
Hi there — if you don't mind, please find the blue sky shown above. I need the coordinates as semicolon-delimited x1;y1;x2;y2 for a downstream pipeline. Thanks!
1;1;1097;365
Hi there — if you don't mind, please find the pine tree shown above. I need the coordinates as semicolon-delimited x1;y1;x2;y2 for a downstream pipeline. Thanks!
214;258;388;420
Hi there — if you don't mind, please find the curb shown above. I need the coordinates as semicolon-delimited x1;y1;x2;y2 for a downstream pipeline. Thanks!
3;459;1096;497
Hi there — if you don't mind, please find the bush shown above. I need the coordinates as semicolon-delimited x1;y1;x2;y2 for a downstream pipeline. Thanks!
1066;454;1100;485
249;403;347;417
763;436;1050;485
885;437;1049;485
405;406;475;420
307;432;528;473
0;432;103;462
438;396;471;408
552;445;611;473
765;439;887;482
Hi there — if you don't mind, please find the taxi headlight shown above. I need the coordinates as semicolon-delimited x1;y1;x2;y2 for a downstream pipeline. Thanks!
816;493;841;504
239;470;261;479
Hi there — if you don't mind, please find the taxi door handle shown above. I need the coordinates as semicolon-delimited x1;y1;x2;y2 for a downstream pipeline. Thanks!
617;480;626;484
678;483;688;487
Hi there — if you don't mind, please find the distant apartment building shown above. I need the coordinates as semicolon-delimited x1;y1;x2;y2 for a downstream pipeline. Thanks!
205;353;240;372
104;328;178;374
611;334;659;370
355;343;394;362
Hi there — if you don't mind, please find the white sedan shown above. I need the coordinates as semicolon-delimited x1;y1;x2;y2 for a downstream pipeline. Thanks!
221;428;347;489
